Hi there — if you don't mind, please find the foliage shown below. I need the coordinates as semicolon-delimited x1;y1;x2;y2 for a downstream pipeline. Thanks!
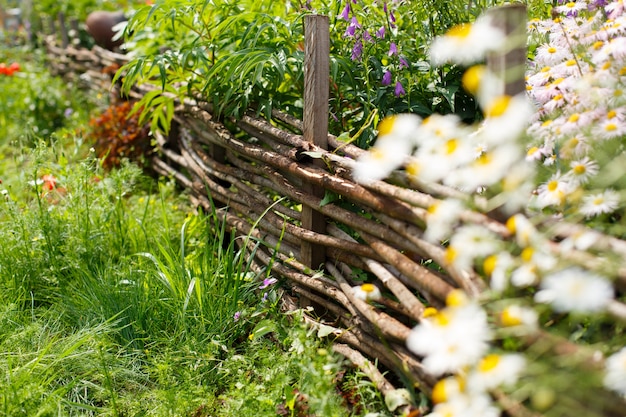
117;0;509;148
89;99;152;169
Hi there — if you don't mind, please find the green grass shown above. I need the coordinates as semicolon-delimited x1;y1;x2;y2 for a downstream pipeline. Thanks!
0;47;390;416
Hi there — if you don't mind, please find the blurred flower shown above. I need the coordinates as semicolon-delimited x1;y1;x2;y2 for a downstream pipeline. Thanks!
233;311;241;322
467;353;526;391
430;15;505;65
382;70;392;86
42;174;58;191
352;283;382;301
259;277;277;289
425;393;499;417
375;26;385;38
432;376;465;404
394;81;406;97
604;347;626;396
535;267;614;313
424;199;463;243
579;189;620;217
351;39;363;61
340;2;350;20
406;302;491;376
500;304;538;328
388;42;398;56
352;114;420;184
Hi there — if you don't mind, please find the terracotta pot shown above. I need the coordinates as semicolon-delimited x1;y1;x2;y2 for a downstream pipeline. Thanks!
85;10;126;50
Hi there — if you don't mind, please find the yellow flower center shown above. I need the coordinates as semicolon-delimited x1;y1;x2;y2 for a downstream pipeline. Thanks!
462;65;485;95
501;307;523;326
568;113;580;123
406;161;420;177
573;164;586;175
434;311;451;326
371;148;386;161
506;216;517;233
547;46;557;54
565;59;577;67
593;40;604;50
377;115;397;136
445;139;459;155
542;119;552;127
547;180;559;192
527;146;539;157
521;247;534;262
423;307;439;318
566;1;576;8
445;246;457;264
432;380;449;404
361;283;377;294
447;23;472;38
608;110;617;119
483;255;497;276
541;66;551;73
602;61;611;70
446;289;468;307
615;89;623;97
478;354;501;373
593;197;604;206
486;96;511;118
605;123;617;132
476;152;493;166
427;203;439;214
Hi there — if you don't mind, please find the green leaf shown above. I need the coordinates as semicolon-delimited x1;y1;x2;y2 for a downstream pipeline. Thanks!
250;319;277;340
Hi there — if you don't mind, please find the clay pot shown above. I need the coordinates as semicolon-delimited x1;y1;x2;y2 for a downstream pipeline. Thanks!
85;11;127;50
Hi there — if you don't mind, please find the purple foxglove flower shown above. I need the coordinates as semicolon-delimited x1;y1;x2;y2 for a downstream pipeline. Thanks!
351;39;363;61
350;16;361;28
363;30;373;42
259;277;278;289
388;42;398;56
382;70;392;86
399;57;409;69
340;2;350;20
394;81;406;97
375;26;385;38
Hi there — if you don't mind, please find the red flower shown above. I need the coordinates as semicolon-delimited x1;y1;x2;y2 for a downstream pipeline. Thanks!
41;174;58;191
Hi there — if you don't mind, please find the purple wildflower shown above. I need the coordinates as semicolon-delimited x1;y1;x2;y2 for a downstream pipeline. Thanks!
376;26;385;38
363;30;373;42
388;42;398;56
382;70;392;86
64;108;74;118
233;311;241;322
351;39;363;61
394;81;406;97
259;277;278;289
340;2;350;20
399;57;409;69
262;292;269;303
345;24;356;37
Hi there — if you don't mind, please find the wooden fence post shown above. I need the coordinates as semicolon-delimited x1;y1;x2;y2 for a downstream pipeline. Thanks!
487;4;527;96
301;15;329;271
57;12;69;48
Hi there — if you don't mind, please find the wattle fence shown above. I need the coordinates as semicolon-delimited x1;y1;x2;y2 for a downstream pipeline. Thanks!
41;6;626;416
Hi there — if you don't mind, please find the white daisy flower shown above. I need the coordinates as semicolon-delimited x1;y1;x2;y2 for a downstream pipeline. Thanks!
566;157;599;184
431;376;466;404
483;252;515;292
352;283;382;302
478;94;535;145
352;114;420;184
535;267;614;313
467;353;526;391
500;304;539;328
579;189;620;217
604;347;626;397
429;14;506;65
445;225;501;271
424;199;464;243
406;303;491;376
534;172;576;209
425;393;500;417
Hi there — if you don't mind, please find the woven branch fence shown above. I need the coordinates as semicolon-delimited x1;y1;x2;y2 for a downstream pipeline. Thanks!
41;6;626;416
